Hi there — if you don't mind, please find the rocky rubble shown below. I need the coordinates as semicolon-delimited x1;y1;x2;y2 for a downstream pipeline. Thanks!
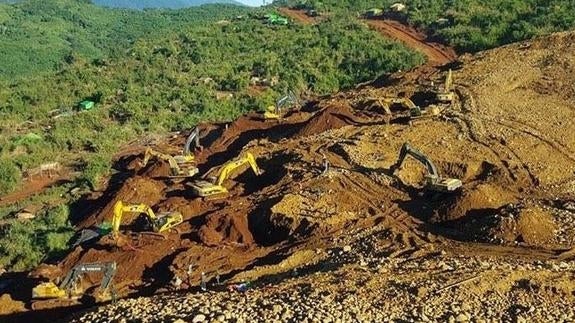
73;226;575;322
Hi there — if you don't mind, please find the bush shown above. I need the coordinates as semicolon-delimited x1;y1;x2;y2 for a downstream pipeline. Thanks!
80;155;111;190
0;205;74;271
0;159;21;195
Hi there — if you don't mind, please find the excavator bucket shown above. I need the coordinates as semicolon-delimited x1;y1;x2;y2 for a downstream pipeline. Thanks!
32;282;67;299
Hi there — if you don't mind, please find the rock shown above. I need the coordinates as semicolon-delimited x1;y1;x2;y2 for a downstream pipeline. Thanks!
343;245;352;252
455;313;469;322
272;304;283;314
192;314;206;322
173;320;186;323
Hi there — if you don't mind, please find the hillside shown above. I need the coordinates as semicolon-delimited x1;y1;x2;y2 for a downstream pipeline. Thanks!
0;0;423;274
2;30;575;322
277;0;575;52
1;0;575;321
92;0;244;9
0;0;250;79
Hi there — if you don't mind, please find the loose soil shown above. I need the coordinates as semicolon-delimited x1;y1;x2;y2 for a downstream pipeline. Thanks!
2;31;575;323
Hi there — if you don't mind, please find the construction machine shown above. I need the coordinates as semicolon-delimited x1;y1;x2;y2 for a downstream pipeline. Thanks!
368;97;441;120
191;152;262;198
140;147;199;178
263;91;298;120
436;69;455;103
111;201;183;238
32;261;117;301
390;143;462;192
183;126;201;156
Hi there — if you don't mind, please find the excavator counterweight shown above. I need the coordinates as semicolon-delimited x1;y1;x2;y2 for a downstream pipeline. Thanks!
391;143;462;192
191;152;262;198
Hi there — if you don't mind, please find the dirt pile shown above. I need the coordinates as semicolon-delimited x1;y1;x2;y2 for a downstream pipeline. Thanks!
433;184;516;223
0;294;26;315
198;212;254;246
297;104;360;137
487;205;558;247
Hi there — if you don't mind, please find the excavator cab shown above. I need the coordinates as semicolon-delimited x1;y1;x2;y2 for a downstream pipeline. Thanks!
391;143;462;193
190;152;262;198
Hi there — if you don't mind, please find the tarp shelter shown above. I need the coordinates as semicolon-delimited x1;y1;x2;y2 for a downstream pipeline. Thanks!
78;100;95;111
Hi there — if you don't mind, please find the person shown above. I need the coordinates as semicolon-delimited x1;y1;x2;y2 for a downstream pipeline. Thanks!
187;263;194;286
322;154;329;175
200;272;207;291
173;276;182;289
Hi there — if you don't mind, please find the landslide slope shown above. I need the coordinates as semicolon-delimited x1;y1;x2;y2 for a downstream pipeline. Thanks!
4;31;575;322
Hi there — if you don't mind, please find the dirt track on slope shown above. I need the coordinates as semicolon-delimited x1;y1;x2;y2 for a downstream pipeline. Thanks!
277;7;317;25
365;19;457;65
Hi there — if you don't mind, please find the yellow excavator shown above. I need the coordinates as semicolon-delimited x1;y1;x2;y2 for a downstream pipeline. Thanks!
390;143;462;192
368;97;441;119
263;92;298;120
140;127;201;178
32;261;117;303
190;152;262;198
436;69;455;103
140;147;198;178
111;201;183;238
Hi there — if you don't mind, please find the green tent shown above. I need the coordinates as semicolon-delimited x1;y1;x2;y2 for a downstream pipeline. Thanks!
78;100;95;111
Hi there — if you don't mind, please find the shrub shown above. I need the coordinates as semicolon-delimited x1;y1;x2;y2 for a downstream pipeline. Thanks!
0;159;21;195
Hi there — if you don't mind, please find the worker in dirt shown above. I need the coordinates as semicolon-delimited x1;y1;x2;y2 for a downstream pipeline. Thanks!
172;275;183;290
201;272;207;291
188;263;194;286
322;154;329;175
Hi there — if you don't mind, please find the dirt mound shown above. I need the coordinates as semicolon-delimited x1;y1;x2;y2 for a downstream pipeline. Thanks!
433;184;516;223
0;294;26;315
198;212;254;246
487;205;558;247
297;104;360;137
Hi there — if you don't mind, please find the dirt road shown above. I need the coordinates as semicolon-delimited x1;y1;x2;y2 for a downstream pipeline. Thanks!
365;19;457;65
0;175;71;207
277;7;316;25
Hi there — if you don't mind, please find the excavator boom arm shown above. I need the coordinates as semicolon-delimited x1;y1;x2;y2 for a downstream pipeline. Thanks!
183;127;200;156
59;262;117;292
112;201;157;235
392;143;439;178
141;148;182;175
215;152;261;186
